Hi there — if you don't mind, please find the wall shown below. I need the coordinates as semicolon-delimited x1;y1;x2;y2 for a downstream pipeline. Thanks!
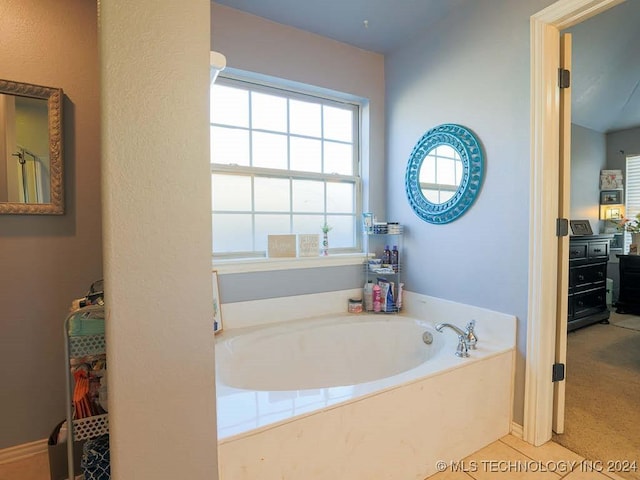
570;124;606;230
100;0;217;477
607;126;640;172
385;0;555;426
0;0;102;449
210;3;385;302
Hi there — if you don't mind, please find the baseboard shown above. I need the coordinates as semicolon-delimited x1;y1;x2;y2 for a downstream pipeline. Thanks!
0;438;48;464
510;421;524;439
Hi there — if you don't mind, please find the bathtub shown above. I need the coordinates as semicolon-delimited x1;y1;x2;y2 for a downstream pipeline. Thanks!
216;302;515;480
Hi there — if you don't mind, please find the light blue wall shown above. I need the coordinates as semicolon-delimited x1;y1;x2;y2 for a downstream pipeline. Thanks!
385;0;554;425
607;126;640;172
570;124;606;230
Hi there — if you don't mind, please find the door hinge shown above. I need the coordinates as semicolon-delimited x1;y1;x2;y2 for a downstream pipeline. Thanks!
552;363;565;382
556;218;569;237
558;68;571;88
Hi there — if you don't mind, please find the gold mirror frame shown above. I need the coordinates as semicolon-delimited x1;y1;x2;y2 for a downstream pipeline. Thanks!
0;79;63;214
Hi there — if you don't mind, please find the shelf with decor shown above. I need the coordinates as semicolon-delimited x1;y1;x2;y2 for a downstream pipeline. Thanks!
363;223;404;313
64;305;109;480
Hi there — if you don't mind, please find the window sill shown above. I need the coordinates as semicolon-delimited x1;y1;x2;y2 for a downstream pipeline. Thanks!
213;253;367;275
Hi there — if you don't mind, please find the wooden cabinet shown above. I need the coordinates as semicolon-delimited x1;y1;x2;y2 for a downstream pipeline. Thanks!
568;235;612;331
616;254;640;314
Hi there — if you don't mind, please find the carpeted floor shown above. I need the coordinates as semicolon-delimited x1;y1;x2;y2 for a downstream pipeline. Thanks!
553;311;640;480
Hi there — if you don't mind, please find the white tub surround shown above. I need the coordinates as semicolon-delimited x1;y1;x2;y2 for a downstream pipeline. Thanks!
217;290;516;480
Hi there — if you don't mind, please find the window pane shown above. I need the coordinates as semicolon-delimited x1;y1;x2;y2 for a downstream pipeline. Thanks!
212;174;252;211
423;189;439;203
211;126;250;166
326;215;355;248
252;131;287;169
420;154;436;184
326;182;353;213
211;84;249;127
440;190;454;203
324;141;353;175
290;99;321;137
290;137;321;173
292;214;324;235
252;92;287;133
213;214;253;253
436;145;458;159
293;179;324;212
323;105;352;142
437;158;456;186
255;214;291;252
255;177;290;212
455;160;463;185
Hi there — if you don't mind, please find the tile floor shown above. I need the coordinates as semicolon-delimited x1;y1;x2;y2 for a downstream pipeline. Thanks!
0;434;635;480
428;435;631;480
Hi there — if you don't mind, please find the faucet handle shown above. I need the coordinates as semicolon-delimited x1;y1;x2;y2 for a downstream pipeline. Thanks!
455;335;470;358
465;320;478;349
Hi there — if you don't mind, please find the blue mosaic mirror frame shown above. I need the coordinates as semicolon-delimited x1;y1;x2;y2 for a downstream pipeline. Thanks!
405;124;484;224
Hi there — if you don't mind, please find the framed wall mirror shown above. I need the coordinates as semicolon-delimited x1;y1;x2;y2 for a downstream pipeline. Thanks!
0;79;64;214
405;124;484;224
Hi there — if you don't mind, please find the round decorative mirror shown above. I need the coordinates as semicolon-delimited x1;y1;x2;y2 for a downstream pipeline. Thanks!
405;123;484;224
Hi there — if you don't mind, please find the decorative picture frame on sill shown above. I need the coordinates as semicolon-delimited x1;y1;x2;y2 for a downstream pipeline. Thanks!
213;270;223;334
570;219;593;236
599;189;623;205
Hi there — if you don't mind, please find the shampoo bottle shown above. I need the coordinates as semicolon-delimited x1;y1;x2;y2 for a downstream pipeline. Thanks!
382;245;391;264
391;245;399;271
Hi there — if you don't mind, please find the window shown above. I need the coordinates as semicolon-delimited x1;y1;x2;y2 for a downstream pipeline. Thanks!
210;76;361;259
625;155;640;252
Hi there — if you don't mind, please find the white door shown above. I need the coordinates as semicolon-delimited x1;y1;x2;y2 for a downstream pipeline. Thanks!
553;32;572;435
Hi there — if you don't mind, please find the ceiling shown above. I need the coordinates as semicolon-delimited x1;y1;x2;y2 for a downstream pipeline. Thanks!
214;0;640;134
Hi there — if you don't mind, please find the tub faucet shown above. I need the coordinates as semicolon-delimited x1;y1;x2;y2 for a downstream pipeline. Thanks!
435;320;478;357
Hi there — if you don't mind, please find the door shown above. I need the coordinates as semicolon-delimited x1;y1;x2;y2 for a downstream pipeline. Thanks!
553;32;572;434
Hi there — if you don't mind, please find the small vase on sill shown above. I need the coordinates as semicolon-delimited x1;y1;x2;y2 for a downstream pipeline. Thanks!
321;223;332;256
322;233;329;256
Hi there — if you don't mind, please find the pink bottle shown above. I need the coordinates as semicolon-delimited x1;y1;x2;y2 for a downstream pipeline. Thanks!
373;284;382;312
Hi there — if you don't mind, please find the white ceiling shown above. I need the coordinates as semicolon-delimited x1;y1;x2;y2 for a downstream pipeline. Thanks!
214;0;640;134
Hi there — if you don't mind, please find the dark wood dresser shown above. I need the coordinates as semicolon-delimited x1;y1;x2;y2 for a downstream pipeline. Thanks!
568;234;612;331
615;254;640;315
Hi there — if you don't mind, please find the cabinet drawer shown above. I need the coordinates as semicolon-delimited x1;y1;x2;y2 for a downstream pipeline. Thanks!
588;242;608;258
572;287;607;318
569;243;587;259
570;263;607;289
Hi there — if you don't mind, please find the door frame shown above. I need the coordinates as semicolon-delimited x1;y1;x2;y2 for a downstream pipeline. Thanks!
525;0;625;446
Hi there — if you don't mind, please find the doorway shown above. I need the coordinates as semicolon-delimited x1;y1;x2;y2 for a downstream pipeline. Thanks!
525;0;627;447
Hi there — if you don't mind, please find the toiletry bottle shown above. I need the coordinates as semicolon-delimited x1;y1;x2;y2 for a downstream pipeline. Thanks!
391;245;399;272
382;245;391;264
364;281;374;311
373;283;382;312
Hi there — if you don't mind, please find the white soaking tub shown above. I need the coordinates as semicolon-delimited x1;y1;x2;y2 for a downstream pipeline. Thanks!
216;308;516;480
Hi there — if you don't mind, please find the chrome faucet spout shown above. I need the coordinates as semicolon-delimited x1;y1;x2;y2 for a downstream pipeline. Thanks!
435;322;466;337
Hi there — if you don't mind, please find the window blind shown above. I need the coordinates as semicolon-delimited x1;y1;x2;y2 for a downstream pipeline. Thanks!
625;155;640;252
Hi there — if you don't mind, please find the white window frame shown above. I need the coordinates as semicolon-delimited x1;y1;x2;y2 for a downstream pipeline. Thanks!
211;74;363;265
624;155;640;252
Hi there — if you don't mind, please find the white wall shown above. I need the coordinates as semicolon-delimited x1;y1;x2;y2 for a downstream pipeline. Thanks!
100;0;217;477
385;0;555;425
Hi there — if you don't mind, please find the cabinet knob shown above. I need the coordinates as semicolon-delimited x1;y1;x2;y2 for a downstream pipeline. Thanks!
571;250;580;255
594;248;602;253
578;275;585;281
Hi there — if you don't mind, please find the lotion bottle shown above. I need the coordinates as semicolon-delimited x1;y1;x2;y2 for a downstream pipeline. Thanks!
364;281;374;311
373;283;382;312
